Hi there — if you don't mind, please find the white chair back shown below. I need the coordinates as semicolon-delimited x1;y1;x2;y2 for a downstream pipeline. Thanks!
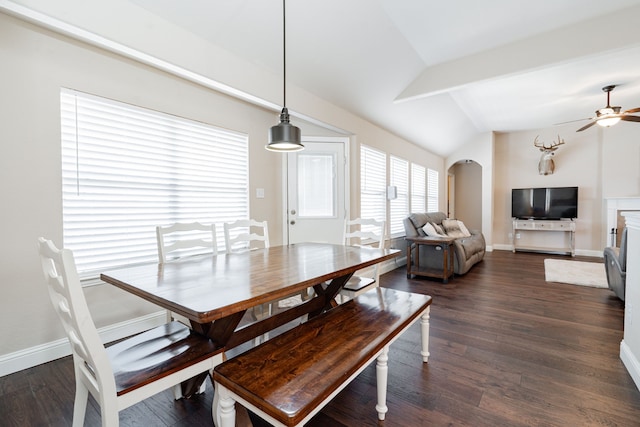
38;238;223;426
156;222;217;262
344;217;386;250
38;238;120;421
223;219;269;253
339;218;386;300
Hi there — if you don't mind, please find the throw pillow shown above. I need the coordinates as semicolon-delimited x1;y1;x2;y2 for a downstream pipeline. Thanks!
422;222;443;237
433;223;446;235
442;218;466;238
457;220;472;237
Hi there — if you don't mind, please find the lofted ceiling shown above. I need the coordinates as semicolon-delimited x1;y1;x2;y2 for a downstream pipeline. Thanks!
77;1;640;156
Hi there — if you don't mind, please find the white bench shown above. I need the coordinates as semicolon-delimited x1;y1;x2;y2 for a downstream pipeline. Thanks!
213;288;432;426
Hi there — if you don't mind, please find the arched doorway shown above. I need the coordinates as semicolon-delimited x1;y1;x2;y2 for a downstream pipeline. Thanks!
448;160;482;231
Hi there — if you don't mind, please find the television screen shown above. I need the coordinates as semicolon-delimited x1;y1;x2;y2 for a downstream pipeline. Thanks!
511;187;578;220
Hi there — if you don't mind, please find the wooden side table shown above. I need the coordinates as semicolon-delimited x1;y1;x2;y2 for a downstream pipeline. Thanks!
406;236;455;283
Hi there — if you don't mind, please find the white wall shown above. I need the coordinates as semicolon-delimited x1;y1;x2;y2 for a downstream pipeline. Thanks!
493;124;640;255
0;10;444;374
622;213;640;390
451;161;483;231
447;132;495;250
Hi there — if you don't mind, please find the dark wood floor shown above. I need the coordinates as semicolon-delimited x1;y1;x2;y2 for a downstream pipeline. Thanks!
2;250;639;426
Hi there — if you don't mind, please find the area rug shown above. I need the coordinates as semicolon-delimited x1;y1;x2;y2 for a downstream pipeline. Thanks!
544;259;608;288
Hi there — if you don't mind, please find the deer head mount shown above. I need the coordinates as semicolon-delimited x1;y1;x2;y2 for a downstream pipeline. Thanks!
534;135;565;175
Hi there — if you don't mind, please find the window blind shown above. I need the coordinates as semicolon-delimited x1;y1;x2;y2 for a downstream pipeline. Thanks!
411;163;426;213
427;168;439;212
61;89;249;278
389;156;408;237
360;145;386;231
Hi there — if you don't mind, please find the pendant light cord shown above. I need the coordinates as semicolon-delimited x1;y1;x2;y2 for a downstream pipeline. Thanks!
282;0;287;108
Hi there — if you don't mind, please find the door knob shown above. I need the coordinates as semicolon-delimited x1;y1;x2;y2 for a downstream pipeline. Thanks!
290;220;296;225
290;209;296;215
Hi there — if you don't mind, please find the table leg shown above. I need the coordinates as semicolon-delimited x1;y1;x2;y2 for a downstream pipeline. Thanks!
406;245;410;278
406;243;419;279
442;245;450;284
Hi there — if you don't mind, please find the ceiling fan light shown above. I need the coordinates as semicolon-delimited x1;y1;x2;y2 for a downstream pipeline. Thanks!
597;116;621;127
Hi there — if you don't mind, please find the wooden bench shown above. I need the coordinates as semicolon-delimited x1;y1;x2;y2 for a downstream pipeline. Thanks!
213;288;432;426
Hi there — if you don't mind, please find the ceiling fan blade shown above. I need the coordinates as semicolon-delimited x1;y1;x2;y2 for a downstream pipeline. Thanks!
624;107;640;114
554;118;591;126
576;121;597;132
621;115;640;122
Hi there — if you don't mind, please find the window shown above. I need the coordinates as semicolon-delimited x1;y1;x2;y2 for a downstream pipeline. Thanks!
389;156;408;237
427;168;439;212
297;152;336;218
61;89;249;278
360;145;386;228
411;163;426;213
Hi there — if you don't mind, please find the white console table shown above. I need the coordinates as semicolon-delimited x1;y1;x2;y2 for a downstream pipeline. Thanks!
512;219;576;256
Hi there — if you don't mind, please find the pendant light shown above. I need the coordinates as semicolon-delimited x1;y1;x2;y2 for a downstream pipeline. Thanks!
266;0;304;152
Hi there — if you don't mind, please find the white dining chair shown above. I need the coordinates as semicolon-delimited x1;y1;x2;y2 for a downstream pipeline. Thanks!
223;219;307;343
156;221;218;262
37;237;223;427
223;219;273;343
223;219;269;253
338;218;386;301
156;222;218;326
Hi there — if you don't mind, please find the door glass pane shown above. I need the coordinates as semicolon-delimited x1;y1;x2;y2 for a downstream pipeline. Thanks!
298;153;335;217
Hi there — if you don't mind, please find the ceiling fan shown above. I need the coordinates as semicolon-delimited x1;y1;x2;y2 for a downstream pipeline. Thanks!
576;85;640;132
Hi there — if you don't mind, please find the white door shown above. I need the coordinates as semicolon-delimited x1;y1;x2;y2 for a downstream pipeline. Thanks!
287;139;348;244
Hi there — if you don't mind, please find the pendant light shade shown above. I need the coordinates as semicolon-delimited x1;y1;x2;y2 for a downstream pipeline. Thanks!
266;108;303;152
265;0;304;152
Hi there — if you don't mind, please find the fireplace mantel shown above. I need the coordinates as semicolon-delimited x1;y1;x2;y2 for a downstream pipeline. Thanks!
606;197;640;247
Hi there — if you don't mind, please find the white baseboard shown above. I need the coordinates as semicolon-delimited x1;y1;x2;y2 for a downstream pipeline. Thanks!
0;311;165;377
620;340;640;391
492;245;602;258
493;244;512;251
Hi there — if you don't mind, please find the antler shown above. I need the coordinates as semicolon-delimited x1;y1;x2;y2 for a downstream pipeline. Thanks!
534;135;565;151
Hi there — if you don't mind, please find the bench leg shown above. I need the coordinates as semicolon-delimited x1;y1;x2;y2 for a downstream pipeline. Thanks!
215;384;236;427
421;306;430;362
375;346;389;421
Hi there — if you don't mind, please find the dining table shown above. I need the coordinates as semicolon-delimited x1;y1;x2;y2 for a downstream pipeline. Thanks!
100;242;401;405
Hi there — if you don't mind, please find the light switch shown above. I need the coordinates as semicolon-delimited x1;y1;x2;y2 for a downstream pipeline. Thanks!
256;188;265;199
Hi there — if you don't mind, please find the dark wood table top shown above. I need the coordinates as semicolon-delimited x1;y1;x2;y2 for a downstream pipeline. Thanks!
101;242;400;329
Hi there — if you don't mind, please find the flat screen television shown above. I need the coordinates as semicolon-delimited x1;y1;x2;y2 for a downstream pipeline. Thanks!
511;186;578;220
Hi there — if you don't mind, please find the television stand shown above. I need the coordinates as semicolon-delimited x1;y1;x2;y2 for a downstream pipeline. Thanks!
512;219;575;256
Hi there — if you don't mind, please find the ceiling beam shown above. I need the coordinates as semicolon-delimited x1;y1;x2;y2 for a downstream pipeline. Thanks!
396;4;640;103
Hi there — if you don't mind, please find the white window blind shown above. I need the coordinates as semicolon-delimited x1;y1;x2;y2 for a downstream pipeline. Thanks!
360;145;386;230
61;89;249;278
411;163;426;213
389;156;408;237
427;168;439;212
